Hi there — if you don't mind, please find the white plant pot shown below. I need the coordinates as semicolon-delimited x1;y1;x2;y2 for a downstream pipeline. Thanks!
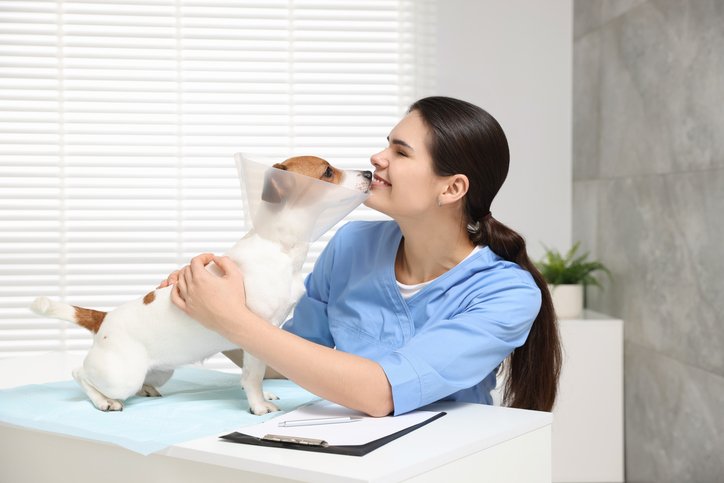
549;284;584;319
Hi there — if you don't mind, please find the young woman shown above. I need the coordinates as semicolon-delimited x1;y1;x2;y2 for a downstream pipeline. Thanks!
163;96;561;417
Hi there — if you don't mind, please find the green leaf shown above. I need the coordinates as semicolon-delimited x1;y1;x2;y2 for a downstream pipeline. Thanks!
536;242;612;287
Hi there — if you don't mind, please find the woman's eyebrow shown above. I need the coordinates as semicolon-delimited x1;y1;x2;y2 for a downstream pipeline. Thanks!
387;136;415;151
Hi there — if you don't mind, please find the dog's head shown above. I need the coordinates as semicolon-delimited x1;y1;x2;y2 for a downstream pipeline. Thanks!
262;155;372;204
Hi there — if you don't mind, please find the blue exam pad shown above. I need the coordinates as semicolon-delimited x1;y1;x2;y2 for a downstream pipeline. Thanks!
0;367;319;455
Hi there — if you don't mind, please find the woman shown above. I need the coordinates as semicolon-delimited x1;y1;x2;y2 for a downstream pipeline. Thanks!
163;96;561;416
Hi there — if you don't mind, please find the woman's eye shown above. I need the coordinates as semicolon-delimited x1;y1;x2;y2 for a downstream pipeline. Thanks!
397;151;407;157
324;167;334;178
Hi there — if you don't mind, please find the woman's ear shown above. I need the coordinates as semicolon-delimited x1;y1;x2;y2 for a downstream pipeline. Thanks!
438;174;469;206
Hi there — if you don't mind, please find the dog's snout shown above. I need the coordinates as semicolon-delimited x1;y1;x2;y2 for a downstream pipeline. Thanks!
362;171;372;180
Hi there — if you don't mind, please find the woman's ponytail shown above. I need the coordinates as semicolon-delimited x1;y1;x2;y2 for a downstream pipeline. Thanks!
475;215;561;412
410;96;562;412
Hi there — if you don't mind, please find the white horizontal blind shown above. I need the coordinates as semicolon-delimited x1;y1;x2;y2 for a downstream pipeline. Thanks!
0;0;436;365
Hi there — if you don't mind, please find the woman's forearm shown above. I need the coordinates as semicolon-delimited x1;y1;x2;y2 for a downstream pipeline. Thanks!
221;310;394;417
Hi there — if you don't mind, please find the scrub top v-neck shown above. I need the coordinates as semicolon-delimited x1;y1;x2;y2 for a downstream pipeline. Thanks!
395;246;483;300
283;220;541;415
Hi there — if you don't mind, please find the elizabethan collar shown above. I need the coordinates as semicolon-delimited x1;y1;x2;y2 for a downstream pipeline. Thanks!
235;153;369;243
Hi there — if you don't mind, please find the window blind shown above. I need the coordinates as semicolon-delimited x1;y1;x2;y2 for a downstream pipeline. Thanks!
0;0;435;366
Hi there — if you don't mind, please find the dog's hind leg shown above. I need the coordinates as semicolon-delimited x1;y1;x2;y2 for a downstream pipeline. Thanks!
75;345;148;411
241;352;279;415
137;369;174;397
73;367;124;411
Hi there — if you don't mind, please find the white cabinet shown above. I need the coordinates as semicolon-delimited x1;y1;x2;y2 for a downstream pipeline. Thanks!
552;311;624;482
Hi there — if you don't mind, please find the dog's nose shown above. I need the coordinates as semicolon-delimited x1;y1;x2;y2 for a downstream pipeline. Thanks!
362;171;372;180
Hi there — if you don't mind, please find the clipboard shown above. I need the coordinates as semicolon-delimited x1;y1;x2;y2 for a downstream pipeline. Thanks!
220;411;446;456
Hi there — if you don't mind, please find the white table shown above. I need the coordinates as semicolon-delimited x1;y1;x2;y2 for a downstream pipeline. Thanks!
0;353;553;483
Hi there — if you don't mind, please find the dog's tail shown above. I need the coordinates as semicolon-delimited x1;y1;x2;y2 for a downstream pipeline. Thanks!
30;296;106;333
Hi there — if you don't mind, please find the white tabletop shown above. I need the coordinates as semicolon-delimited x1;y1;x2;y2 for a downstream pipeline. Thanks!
0;352;553;483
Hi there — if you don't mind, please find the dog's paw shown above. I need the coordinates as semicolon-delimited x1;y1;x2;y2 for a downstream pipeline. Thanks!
263;390;279;401
97;398;124;411
249;400;280;415
136;384;162;397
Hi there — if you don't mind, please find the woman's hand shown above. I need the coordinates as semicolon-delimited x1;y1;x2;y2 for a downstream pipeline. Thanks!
170;253;252;339
157;268;181;289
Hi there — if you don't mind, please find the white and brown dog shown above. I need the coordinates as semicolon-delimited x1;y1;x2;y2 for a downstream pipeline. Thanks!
31;156;372;415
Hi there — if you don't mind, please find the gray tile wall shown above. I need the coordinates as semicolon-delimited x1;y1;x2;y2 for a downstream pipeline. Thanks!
573;1;724;481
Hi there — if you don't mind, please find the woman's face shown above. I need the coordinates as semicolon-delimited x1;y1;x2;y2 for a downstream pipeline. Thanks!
365;111;446;218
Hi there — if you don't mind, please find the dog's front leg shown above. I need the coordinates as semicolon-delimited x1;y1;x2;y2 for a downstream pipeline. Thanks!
241;352;280;415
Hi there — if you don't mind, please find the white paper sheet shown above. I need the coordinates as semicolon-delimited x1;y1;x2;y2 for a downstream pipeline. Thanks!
240;400;441;446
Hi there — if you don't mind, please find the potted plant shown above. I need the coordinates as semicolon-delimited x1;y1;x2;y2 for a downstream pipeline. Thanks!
536;242;611;319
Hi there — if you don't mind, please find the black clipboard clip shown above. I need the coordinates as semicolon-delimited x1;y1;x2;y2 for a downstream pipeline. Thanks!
262;433;329;448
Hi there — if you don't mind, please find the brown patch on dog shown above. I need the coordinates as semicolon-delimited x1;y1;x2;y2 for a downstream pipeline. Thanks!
262;156;343;205
280;156;343;185
74;306;107;333
143;291;156;305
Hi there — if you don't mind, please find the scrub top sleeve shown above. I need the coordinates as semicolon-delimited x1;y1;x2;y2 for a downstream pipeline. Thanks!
374;277;542;415
281;226;343;348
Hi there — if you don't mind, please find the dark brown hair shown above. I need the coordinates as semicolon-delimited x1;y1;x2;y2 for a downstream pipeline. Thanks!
409;96;561;411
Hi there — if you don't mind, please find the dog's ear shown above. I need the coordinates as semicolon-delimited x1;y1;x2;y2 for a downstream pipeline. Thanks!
262;164;289;204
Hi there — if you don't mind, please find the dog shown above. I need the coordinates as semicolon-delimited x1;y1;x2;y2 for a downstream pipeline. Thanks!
30;156;372;415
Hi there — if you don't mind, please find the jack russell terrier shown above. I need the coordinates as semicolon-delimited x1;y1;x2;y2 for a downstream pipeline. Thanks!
31;156;372;415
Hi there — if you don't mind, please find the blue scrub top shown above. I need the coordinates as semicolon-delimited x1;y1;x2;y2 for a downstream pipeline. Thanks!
283;221;541;415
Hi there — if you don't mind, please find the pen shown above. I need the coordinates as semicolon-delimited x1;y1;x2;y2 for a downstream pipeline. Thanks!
278;416;363;427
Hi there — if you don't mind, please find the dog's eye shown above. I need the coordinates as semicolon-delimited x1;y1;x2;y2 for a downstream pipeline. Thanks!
323;167;334;178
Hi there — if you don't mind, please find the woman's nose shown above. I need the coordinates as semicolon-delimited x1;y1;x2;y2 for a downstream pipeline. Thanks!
370;150;386;168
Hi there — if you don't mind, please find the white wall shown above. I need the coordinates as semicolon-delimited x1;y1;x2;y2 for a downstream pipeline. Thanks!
436;0;572;258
